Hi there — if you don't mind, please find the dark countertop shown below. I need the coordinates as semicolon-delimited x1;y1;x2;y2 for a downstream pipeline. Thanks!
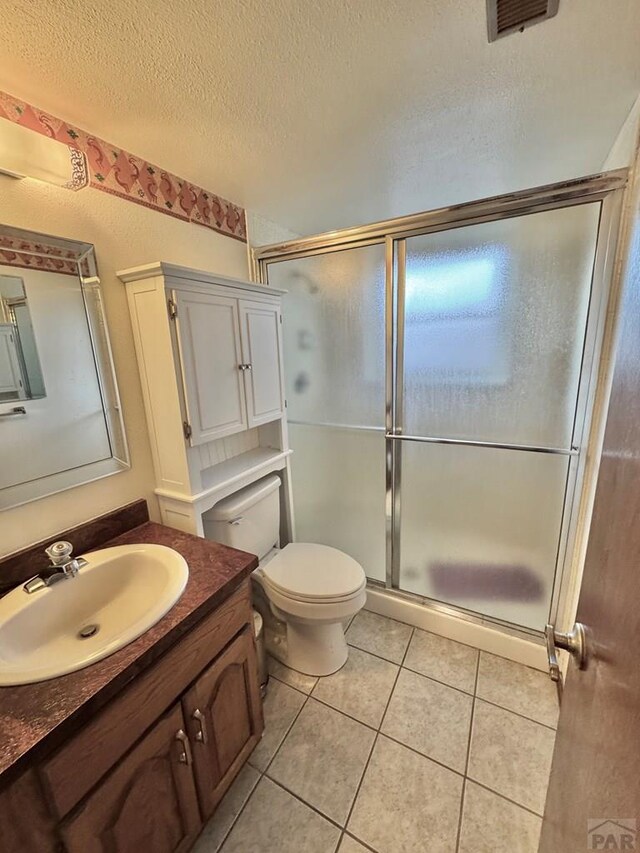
0;521;258;787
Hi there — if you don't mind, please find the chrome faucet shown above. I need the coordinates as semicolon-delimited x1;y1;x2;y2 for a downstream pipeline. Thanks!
23;541;88;594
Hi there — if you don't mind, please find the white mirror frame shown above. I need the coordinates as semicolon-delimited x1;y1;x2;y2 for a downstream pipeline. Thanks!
0;225;129;510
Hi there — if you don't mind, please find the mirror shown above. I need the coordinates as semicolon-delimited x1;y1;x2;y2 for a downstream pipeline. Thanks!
0;274;47;401
0;224;128;510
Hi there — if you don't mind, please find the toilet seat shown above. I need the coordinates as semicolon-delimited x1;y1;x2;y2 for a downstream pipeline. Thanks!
261;543;366;604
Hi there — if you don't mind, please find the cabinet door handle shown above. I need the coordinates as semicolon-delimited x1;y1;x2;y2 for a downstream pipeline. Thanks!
238;363;252;371
175;728;193;765
192;708;208;744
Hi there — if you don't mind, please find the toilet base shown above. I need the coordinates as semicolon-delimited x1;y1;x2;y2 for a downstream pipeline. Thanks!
269;619;349;677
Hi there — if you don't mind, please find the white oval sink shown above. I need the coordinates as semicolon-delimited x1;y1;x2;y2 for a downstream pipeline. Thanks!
0;544;189;685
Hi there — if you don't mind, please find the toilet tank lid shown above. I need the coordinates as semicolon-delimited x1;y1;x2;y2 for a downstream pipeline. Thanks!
203;474;281;521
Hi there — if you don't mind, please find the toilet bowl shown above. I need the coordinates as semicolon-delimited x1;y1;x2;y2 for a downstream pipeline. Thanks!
202;475;366;676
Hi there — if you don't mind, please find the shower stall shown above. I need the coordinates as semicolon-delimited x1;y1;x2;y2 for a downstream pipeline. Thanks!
255;172;626;638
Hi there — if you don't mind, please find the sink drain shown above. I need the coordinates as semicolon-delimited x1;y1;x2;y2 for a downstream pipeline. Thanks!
78;624;99;640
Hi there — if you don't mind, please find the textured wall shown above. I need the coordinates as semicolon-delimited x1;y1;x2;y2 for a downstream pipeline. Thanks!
2;0;639;234
0;174;248;556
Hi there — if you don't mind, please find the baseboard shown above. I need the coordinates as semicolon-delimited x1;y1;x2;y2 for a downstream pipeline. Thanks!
365;587;549;672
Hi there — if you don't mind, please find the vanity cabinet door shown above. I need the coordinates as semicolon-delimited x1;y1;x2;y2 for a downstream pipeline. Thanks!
239;299;285;427
183;626;264;819
61;703;201;853
173;289;248;444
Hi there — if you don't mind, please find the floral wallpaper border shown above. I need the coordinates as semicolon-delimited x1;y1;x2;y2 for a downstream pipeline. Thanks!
0;235;89;277
0;91;247;243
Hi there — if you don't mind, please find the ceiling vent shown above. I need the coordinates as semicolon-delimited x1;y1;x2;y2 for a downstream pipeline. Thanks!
487;0;559;42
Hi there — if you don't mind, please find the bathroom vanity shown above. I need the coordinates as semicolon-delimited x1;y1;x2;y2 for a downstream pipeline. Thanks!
0;504;263;853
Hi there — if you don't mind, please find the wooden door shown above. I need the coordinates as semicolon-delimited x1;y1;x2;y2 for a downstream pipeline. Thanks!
173;289;248;444
61;704;201;853
183;627;264;819
539;187;640;851
239;300;284;427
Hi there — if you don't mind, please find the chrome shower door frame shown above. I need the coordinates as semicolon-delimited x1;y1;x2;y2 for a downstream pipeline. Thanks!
254;170;627;638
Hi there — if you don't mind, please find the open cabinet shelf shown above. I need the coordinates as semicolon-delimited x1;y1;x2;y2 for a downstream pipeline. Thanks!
199;447;292;497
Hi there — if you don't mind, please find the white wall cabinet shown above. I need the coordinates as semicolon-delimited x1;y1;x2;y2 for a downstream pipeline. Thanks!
174;292;284;444
174;290;249;444
119;262;292;537
239;300;284;428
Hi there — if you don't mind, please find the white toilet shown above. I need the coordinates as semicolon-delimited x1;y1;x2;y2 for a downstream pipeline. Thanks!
203;475;367;676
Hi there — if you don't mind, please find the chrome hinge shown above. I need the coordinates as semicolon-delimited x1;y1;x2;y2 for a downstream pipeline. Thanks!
168;297;178;320
183;421;192;440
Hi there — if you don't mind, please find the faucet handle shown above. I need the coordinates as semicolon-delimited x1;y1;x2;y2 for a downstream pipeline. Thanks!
45;540;74;566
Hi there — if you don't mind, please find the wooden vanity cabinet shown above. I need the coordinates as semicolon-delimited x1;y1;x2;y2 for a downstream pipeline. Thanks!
61;704;201;853
1;580;263;853
183;626;261;818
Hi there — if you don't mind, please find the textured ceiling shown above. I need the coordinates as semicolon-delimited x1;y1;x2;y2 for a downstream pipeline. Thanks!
2;0;640;235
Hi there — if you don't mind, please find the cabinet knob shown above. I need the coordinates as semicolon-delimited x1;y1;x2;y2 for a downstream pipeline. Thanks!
192;708;209;744
238;363;252;371
175;728;193;765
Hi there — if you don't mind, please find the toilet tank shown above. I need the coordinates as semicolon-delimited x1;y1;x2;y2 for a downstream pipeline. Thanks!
202;474;281;560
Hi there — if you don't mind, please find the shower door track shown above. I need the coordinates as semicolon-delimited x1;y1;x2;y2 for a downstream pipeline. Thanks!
254;169;628;638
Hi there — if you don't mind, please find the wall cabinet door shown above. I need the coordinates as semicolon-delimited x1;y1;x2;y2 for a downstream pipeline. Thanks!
182;627;264;819
61;704;201;853
174;290;248;444
239;300;284;427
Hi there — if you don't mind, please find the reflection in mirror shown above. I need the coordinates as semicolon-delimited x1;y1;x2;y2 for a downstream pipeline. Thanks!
0;225;128;510
0;274;46;401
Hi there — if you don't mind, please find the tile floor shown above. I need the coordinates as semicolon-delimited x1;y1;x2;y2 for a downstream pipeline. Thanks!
193;609;559;853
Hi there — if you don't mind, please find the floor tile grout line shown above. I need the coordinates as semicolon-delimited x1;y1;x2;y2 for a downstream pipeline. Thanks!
454;650;480;853
341;829;380;853
346;638;410;667
472;695;558;731
212;769;262;853
262;772;350;832
268;671;317;698
361;608;496;657
270;636;555;713
262;692;311;776
220;688;313;853
269;673;475;780
343;638;476;697
269;661;558;732
400;660;476;696
463;777;547;820
269;674;380;732
338;628;416;849
359;607;419;632
221;632;549;852
454;777;469;853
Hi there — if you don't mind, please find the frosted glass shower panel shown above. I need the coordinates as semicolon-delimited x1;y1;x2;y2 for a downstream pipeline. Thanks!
398;441;569;629
289;423;386;581
402;203;600;447
268;245;386;427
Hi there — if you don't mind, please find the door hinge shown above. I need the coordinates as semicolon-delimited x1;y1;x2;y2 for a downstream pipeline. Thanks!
279;314;283;324
167;297;178;320
285;399;288;408
183;421;192;440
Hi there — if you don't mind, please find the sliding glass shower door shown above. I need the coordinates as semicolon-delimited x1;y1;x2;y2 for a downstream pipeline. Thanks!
393;204;601;629
260;173;623;634
268;245;387;581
